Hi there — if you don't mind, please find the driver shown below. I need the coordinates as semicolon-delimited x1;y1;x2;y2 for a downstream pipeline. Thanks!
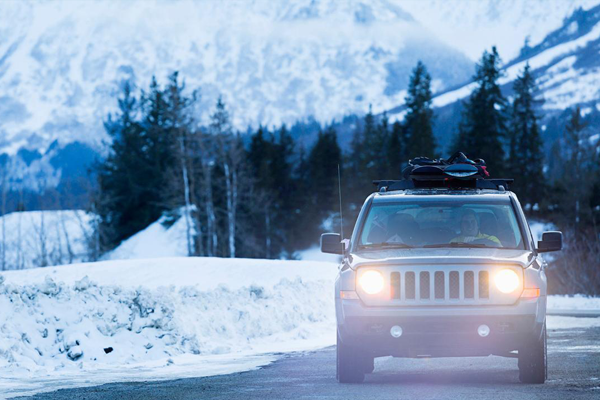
451;209;502;246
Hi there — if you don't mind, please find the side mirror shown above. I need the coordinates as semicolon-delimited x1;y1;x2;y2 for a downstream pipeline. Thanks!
321;233;343;254
537;231;562;253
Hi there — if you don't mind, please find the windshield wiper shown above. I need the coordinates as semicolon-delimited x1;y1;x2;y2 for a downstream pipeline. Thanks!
360;242;414;249
423;242;490;248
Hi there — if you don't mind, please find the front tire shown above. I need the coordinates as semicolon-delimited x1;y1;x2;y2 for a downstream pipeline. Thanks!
336;332;365;383
518;321;547;384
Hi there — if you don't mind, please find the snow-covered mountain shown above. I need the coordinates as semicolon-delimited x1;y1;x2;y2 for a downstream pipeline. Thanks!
0;0;476;155
400;0;600;61
429;3;600;113
2;0;599;190
385;2;600;151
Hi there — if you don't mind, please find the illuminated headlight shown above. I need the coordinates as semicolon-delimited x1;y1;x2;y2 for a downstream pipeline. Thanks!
359;270;385;295
494;269;520;293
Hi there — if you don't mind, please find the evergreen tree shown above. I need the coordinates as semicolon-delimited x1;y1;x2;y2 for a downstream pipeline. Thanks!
362;106;388;179
404;61;436;159
271;125;298;254
454;47;507;175
555;107;598;227
507;64;544;207
96;81;162;249
387;121;405;177
308;126;342;228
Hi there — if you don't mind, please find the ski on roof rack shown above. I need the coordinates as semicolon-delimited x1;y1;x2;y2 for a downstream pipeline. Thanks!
373;152;514;192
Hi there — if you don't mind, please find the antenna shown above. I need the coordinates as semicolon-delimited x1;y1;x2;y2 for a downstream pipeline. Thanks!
338;164;344;241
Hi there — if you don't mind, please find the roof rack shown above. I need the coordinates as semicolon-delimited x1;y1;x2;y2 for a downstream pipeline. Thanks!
373;178;514;192
373;152;514;192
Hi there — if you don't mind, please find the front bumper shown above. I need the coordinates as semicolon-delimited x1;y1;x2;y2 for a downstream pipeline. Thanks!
337;297;545;358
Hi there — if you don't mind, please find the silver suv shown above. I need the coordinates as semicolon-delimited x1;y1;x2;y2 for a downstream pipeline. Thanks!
321;186;562;384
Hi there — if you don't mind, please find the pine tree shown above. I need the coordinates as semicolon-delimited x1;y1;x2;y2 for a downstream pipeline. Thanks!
362;106;388;179
308;126;342;230
507;64;544;207
97;81;155;249
387;121;405;177
454;47;507;175
556;107;597;227
404;61;436;159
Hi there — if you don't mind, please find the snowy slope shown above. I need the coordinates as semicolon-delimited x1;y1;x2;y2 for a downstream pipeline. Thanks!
106;210;192;260
400;0;600;61
0;210;94;270
429;3;600;114
0;0;474;155
0;257;338;398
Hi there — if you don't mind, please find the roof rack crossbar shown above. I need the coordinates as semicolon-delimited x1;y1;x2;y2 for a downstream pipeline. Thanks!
373;179;514;192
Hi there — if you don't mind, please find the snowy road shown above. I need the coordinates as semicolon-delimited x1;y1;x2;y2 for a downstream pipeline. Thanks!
16;317;600;400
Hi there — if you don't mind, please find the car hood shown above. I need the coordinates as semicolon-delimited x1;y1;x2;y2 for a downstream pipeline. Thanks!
348;248;534;269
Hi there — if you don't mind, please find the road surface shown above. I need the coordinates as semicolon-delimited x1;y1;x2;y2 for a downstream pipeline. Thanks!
17;320;600;400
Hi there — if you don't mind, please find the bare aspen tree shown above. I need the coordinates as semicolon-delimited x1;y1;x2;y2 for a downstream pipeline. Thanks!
0;164;7;270
204;159;217;256
211;98;245;258
60;211;75;264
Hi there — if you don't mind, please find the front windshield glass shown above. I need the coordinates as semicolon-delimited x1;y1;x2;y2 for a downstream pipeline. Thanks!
358;199;525;250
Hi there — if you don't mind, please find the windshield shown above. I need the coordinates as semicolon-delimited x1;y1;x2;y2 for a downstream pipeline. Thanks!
358;199;525;250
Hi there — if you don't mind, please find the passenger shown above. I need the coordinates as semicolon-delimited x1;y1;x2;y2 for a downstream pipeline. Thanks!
451;209;502;246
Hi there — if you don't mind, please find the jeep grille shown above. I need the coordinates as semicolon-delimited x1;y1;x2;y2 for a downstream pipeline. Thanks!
356;265;523;306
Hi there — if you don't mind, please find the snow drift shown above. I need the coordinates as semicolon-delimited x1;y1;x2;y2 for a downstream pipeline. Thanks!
0;257;337;398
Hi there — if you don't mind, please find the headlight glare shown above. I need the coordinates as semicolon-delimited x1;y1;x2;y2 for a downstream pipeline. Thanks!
494;269;520;293
359;270;384;295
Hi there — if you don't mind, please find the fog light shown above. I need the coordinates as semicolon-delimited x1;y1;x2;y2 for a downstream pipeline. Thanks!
477;324;490;337
390;325;403;338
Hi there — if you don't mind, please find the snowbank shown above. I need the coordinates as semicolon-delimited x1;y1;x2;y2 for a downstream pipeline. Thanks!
0;210;93;270
0;257;337;398
548;295;600;311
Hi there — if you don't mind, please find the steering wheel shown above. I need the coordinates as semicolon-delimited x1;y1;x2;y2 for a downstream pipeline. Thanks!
471;238;499;247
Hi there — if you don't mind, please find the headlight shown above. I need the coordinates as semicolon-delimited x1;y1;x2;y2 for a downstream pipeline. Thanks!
494;269;520;293
359;270;384;294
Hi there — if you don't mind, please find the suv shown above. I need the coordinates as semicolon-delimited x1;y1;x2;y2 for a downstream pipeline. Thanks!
321;165;562;384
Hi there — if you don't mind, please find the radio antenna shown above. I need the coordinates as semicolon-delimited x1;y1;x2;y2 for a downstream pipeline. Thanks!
338;164;344;241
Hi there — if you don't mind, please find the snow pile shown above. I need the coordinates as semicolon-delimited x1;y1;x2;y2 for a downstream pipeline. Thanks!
548;294;600;310
106;211;191;260
0;257;337;397
0;211;93;270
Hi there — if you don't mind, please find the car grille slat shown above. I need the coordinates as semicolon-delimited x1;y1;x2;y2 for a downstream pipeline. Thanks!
390;272;401;299
464;271;475;299
405;272;416;299
449;271;460;299
479;271;489;298
420;272;430;299
434;271;445;299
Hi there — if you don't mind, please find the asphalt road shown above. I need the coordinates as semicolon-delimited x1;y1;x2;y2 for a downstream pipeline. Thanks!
18;322;600;400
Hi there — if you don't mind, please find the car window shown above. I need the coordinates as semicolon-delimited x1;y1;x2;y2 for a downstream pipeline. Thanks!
359;200;525;250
